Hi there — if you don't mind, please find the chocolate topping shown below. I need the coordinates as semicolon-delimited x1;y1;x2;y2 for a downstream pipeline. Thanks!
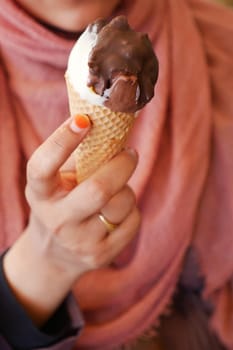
87;16;159;113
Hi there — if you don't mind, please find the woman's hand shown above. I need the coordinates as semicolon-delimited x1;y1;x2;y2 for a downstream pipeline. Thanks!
3;115;140;325
26;115;139;276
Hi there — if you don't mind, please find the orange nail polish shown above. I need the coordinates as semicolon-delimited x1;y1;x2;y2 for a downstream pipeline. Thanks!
70;114;91;133
74;114;90;129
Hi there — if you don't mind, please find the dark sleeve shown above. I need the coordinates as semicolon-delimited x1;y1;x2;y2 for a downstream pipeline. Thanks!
0;251;84;350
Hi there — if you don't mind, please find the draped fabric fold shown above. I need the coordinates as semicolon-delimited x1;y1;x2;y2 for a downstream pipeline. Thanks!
0;0;232;348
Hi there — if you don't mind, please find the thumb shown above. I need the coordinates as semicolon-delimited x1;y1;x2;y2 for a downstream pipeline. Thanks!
26;114;91;195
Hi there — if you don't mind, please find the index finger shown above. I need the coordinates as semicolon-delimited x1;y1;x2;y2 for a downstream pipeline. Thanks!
27;115;90;196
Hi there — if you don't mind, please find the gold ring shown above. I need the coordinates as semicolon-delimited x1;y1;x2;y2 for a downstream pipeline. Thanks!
98;214;118;233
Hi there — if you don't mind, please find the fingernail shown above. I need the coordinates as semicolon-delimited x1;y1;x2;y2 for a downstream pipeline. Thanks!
70;114;91;133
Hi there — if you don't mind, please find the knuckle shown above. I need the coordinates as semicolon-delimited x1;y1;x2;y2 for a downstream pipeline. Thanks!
122;150;138;170
123;207;141;237
84;252;103;269
90;256;101;269
132;205;140;219
125;186;136;207
87;179;112;207
94;255;105;268
26;158;38;181
49;136;64;150
133;207;141;228
27;153;50;183
24;184;35;204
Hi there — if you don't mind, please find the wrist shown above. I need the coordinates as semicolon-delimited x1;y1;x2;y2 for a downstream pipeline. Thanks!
3;227;76;326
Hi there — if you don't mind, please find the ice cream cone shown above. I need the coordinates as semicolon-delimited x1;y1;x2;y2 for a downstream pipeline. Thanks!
65;74;135;183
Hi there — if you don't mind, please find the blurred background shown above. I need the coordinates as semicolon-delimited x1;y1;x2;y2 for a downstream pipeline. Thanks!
215;0;233;5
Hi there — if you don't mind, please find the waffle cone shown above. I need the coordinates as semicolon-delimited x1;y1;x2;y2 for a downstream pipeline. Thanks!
65;75;135;183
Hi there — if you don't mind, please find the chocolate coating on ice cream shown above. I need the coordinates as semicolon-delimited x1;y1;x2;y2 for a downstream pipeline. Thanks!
87;16;159;113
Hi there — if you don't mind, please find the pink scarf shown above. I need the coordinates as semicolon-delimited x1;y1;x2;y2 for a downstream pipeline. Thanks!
0;0;233;348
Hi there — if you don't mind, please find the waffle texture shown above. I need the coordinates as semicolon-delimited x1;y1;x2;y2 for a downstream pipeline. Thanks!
65;75;135;183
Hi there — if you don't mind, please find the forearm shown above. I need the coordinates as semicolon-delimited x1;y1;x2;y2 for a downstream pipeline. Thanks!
3;224;76;327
